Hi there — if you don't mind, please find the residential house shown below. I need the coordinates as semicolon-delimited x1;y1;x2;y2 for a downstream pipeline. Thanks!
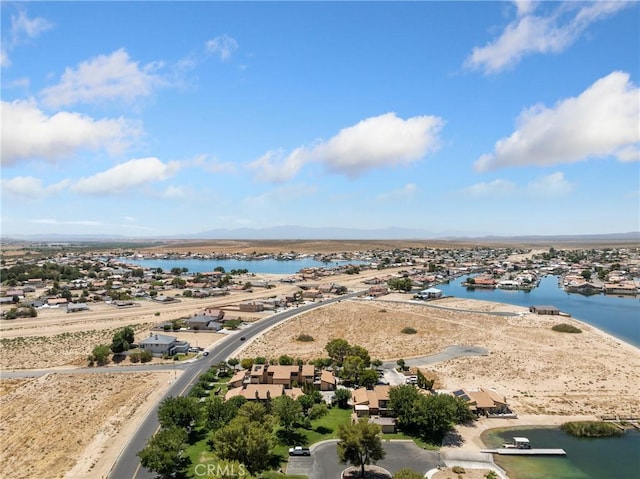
239;301;264;312
351;385;392;417
416;287;442;299
138;333;190;357
67;303;89;313
184;314;222;331
319;370;337;391
529;305;560;315
453;388;510;416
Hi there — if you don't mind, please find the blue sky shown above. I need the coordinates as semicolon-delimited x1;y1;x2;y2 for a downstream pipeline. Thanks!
1;1;639;238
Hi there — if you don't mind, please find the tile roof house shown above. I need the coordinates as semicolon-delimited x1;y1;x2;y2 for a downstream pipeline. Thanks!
453;388;509;415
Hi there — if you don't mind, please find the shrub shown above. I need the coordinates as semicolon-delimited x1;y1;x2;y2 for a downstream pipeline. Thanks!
452;466;466;474
401;327;417;334
561;421;623;437
129;351;141;363
140;350;152;363
552;323;582;333
154;312;160;316
163;324;171;331
296;333;314;342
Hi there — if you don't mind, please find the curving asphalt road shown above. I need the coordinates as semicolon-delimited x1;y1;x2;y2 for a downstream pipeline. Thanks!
108;292;361;479
287;439;439;479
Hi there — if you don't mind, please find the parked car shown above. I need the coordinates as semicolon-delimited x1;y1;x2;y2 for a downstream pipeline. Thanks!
289;446;310;456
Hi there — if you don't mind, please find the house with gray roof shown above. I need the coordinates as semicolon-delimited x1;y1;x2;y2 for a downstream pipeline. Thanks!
139;333;190;356
185;314;222;331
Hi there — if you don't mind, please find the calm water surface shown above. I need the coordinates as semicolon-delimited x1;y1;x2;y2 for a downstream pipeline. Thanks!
119;257;367;275
437;275;640;347
483;427;640;479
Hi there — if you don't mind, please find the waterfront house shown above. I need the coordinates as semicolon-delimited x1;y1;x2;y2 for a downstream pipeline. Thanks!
453;388;510;416
529;305;560;315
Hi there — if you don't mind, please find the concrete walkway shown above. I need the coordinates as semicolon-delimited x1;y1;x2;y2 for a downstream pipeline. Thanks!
425;450;509;479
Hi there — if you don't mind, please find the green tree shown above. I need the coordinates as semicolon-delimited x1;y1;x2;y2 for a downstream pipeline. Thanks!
581;269;592;280
351;345;371;367
237;401;270;424
205;396;245;431
359;369;380;389
272;395;303;432
388;385;422;433
278;354;294;365
137;426;190;479
227;357;240;369
337;417;386;478
90;344;111;365
308;402;329;421
157;396;201;430
396;358;406;371
340;355;365;385
240;358;254;370
325;338;352;366
297;394;316;416
334;388;352;409
387;277;413;292
212;416;273;475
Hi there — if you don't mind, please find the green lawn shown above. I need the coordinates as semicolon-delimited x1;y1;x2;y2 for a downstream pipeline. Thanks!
184;406;353;478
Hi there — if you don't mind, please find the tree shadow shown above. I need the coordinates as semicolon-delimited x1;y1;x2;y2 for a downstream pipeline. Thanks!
112;354;127;364
275;428;308;446
441;430;465;447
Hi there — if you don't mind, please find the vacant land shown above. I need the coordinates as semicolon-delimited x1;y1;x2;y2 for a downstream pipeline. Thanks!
0;371;172;479
241;297;640;418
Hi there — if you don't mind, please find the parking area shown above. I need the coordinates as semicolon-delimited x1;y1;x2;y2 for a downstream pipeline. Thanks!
285;455;313;476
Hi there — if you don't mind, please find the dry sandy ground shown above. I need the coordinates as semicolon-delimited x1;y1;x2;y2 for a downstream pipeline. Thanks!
0;371;174;479
431;467;493;479
240;296;640;418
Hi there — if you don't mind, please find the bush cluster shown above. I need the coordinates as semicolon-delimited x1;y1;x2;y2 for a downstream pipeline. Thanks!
552;323;582;333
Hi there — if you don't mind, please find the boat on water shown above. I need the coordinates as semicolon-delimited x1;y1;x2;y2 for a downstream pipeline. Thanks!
502;437;532;449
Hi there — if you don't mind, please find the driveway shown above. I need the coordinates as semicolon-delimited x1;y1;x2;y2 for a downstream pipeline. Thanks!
288;440;439;479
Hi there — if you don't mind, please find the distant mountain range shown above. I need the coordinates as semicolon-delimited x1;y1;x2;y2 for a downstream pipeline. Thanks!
2;226;639;243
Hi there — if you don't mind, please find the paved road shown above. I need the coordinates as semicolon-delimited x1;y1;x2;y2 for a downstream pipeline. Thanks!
108;292;361;479
381;345;489;372
1;362;191;379
293;440;439;479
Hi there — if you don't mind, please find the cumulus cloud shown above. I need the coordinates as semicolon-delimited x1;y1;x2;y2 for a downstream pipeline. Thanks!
0;176;68;199
376;183;418;201
40;49;165;108
465;1;629;74
475;71;640;171
461;179;517;197
206;34;239;61
191;154;237;174
248;113;443;182
161;185;189;199
527;171;573;196
461;172;573;198
72;157;180;195
1;99;141;165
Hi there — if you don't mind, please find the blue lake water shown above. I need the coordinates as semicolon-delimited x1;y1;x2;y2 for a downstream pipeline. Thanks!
483;427;640;479
118;257;367;275
436;275;640;347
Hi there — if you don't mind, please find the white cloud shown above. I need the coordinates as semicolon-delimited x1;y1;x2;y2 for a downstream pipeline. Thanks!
191;154;237;174
1;99;141;165
206;34;239;61
0;176;68;199
11;10;53;42
460;172;572;199
72;157;180;195
2;10;53;68
248;113;443;182
527;172;573;197
475;71;640;171
40;49;165;108
461;179;517;197
30;218;101;226
161;185;189;199
465;1;629;74
376;183;418;201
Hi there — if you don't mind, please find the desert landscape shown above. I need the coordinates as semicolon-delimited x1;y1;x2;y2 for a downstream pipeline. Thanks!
0;371;174;479
241;296;640;417
1;244;638;478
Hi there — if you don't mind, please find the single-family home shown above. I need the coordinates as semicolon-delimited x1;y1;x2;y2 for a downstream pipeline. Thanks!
529;305;560;315
66;302;89;313
453;388;510;416
138;333;190;357
184;314;222;331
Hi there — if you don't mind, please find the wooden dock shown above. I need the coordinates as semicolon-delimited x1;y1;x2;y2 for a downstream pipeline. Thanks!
481;448;566;456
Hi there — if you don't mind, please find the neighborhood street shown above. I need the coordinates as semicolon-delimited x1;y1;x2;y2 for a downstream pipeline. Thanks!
108;292;360;479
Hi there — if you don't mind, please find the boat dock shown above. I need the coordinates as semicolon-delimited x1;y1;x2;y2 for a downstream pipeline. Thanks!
481;448;566;456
